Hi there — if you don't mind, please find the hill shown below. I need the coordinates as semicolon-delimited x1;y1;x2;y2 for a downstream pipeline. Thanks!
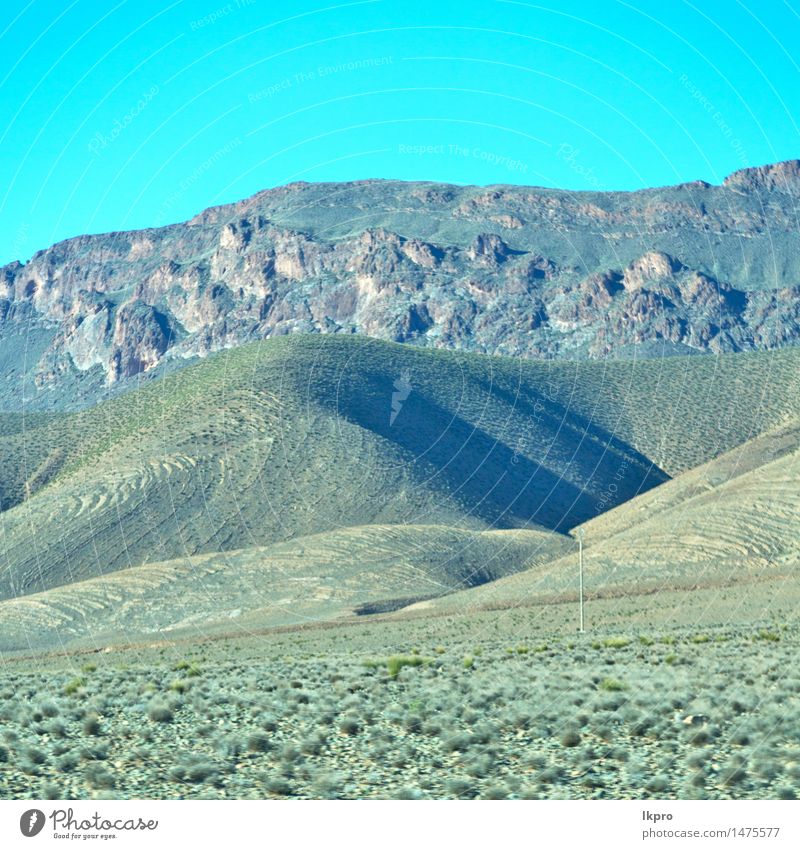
0;334;658;600
0;524;574;652
1;162;800;409
409;417;800;615
0;336;797;612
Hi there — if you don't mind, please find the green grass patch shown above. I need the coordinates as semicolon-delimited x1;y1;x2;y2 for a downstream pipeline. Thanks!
598;677;626;691
387;655;428;678
172;660;202;677
592;637;631;649
63;677;86;696
757;629;780;642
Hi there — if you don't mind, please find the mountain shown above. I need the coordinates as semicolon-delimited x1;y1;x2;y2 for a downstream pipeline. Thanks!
2;161;800;409
0;335;797;648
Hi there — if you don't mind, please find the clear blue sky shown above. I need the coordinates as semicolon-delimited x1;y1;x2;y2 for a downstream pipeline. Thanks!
1;0;799;264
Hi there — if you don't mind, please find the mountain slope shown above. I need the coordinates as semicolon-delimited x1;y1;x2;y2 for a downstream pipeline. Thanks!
0;334;662;600
410;417;800;614
1;336;798;603
0;524;573;651
2;161;800;408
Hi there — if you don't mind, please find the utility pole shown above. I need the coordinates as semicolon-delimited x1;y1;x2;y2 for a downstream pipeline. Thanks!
577;527;585;633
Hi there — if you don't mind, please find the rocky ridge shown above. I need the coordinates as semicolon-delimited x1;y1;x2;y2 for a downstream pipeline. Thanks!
2;160;799;407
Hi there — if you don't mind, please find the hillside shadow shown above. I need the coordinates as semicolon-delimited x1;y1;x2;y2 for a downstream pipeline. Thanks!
484;378;668;481
323;370;668;532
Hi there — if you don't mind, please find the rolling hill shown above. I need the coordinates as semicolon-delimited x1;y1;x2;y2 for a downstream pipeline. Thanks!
0;333;664;601
0;524;573;652
0;335;798;649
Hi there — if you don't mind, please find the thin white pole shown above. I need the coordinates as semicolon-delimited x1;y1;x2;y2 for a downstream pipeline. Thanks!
578;528;585;633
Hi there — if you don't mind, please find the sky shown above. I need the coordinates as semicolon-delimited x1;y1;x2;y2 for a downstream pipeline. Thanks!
1;0;799;265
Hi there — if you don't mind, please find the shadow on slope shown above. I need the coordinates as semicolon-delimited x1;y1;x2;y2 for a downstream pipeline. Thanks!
327;366;667;532
0;335;673;601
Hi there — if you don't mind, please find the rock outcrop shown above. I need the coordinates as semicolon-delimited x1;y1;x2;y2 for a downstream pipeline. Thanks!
722;160;800;195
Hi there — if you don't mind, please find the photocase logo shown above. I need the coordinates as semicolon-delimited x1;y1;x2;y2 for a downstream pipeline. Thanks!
20;809;45;837
14;807;159;838
390;369;413;426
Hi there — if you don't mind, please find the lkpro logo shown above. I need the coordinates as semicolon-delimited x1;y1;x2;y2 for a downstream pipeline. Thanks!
19;809;45;837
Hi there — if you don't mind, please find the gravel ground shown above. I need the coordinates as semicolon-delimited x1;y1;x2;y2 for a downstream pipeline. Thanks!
1;610;798;800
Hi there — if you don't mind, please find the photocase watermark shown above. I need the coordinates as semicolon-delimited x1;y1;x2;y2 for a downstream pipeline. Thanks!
678;73;749;166
555;143;605;190
189;0;256;31
8;221;30;262
390;368;413;426
87;85;159;156
158;136;243;218
19;809;45;837
511;379;560;465
398;142;528;175
18;807;158;837
248;56;393;103
594;455;632;513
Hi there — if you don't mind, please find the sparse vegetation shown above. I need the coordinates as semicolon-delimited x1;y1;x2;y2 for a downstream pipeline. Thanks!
757;629;781;642
173;660;203;677
6;616;790;798
597;637;631;649
598;678;626;692
63;677;86;696
81;712;102;736
146;702;173;723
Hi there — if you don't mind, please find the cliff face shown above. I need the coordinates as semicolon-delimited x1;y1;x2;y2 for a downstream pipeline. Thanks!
2;161;799;407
